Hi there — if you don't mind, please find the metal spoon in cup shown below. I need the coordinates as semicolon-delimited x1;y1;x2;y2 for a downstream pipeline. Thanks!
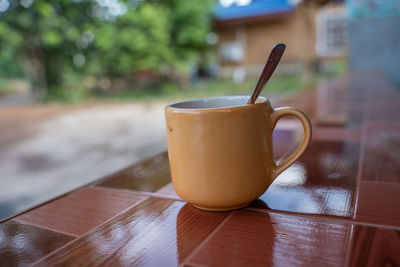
248;43;286;104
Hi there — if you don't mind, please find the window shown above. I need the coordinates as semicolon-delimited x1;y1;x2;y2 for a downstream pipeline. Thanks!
219;41;244;63
316;5;347;57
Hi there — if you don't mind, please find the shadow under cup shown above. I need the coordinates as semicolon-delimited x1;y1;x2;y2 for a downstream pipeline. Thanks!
165;96;311;211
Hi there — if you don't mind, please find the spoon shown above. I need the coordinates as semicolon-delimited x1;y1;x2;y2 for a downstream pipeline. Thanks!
248;43;286;104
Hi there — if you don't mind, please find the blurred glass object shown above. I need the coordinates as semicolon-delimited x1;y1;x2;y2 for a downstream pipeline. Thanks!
348;0;400;19
347;0;400;87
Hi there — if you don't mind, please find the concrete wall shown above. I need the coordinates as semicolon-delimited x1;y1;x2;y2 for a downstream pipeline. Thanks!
348;16;400;88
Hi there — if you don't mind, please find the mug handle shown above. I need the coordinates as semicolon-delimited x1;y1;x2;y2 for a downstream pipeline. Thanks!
271;107;312;180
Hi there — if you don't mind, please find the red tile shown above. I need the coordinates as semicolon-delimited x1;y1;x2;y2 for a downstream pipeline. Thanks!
355;181;400;228
365;100;400;123
354;123;400;227
365;75;400;102
361;124;400;182
0;220;74;266
254;140;360;217
95;152;171;192
363;74;400;124
361;140;400;183
16;187;146;236
350;226;400;267
186;209;353;266
312;126;361;142
314;77;368;127
33;198;229;266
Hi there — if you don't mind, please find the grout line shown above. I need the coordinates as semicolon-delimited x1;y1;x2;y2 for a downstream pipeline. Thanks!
0;189;82;224
352;101;368;220
344;223;356;267
91;185;155;197
14;187;151;240
28;196;149;267
94;185;183;201
76;184;400;231
13;218;79;238
245;207;400;231
152;193;182;201
182;262;209;267
96;184;400;231
180;211;235;267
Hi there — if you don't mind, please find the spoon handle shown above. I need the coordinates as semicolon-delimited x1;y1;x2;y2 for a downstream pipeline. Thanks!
248;43;286;104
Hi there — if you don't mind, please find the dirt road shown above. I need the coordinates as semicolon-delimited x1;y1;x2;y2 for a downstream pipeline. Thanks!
0;102;167;219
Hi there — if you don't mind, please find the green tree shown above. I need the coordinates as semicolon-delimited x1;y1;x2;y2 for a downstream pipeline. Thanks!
164;0;214;59
93;3;173;77
0;0;214;100
0;0;99;98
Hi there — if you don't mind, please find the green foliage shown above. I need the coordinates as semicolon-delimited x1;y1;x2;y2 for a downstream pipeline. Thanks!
45;86;88;103
0;47;24;78
93;4;173;76
0;0;215;100
163;0;214;58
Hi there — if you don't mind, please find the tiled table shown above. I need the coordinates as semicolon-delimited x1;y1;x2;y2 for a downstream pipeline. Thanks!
1;72;400;266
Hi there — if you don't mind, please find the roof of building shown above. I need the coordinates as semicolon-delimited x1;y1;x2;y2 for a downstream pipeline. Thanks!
215;0;296;21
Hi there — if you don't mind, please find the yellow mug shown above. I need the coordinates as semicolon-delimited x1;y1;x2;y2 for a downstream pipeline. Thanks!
165;96;312;211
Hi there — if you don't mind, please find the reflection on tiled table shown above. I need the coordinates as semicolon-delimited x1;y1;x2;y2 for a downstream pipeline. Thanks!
1;72;400;266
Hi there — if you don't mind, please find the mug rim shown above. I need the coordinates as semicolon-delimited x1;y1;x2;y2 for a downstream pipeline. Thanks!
167;95;268;111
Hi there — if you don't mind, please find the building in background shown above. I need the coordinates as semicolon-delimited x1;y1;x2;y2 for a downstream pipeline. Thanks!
214;0;347;79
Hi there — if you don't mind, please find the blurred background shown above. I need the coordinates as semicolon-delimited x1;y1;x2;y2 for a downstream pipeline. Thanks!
0;0;399;219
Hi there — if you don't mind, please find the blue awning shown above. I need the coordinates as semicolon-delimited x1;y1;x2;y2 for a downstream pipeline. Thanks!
215;0;296;21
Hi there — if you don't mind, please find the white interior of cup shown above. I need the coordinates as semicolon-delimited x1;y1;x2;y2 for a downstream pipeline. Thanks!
169;96;266;109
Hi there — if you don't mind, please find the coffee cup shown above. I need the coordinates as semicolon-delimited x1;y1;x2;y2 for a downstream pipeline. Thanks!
165;95;312;211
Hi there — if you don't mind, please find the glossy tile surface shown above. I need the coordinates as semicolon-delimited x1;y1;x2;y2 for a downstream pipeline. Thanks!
2;72;400;266
312;127;361;142
186;209;352;266
281;76;367;128
0;220;74;267
350;226;400;267
314;80;365;127
356;181;400;227
34;198;229;266
16;187;147;236
95;152;171;192
363;73;400;124
355;123;400;227
254;139;360;217
361;124;400;183
366;101;400;123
